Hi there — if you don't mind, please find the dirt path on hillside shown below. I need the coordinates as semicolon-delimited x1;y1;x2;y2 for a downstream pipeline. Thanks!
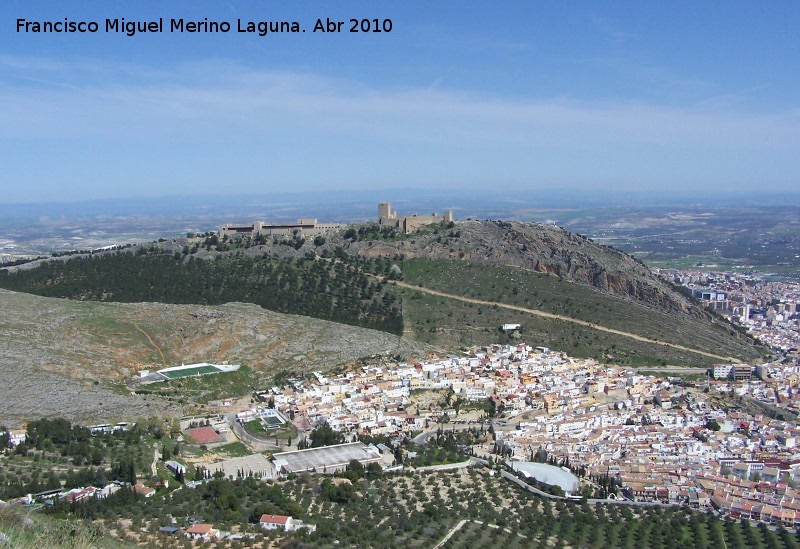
151;447;158;476
391;280;735;362
133;321;167;366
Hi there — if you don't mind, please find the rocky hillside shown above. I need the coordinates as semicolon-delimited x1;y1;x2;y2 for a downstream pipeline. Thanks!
8;219;707;320
1;217;762;379
0;289;432;427
347;220;697;316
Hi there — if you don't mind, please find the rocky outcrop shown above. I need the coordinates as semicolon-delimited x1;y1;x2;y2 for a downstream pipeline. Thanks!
344;220;694;314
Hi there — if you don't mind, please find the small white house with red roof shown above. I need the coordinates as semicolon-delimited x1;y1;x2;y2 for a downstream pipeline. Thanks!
185;523;219;540
259;514;294;531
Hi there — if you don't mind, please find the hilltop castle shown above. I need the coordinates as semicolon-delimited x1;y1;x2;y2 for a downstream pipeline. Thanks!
218;202;452;239
219;219;340;238
377;202;453;233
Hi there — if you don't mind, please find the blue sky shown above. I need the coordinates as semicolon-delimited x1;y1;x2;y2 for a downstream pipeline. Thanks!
1;1;799;203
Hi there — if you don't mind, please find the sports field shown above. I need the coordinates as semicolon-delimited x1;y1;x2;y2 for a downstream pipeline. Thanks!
159;365;220;379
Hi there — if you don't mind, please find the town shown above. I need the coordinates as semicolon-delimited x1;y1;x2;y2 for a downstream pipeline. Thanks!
8;339;800;534
656;268;800;358
231;342;800;522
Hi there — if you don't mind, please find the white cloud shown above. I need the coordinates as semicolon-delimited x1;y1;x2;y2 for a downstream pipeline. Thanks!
1;56;796;149
0;56;797;197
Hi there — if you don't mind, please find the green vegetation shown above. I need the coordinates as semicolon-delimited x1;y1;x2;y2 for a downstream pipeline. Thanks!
0;247;403;335
159;364;220;379
5;421;797;549
0;505;134;549
214;441;253;458
45;475;304;534
301;422;346;449
243;419;266;432
399;258;761;367
408;435;471;468
0;418;172;501
134;365;258;405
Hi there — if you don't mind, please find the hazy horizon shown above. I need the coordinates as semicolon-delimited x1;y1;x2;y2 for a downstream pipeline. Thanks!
3;187;800;218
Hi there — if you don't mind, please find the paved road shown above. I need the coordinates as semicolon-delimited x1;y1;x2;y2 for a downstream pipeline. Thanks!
151;447;158;476
412;457;487;473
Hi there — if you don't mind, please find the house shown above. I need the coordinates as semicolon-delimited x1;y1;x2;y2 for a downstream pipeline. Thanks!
761;467;780;483
8;431;26;447
259;514;316;532
133;483;156;498
260;514;294;531
62;487;98;503
185;523;219;540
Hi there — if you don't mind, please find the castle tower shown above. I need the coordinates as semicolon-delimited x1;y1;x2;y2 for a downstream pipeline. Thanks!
378;202;394;220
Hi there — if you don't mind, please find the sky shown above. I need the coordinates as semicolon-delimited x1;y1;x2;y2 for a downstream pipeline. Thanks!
1;1;799;203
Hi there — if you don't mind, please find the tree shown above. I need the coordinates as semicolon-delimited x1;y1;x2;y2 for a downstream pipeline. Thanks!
366;462;382;479
348;459;365;478
308;422;345;448
90;448;104;466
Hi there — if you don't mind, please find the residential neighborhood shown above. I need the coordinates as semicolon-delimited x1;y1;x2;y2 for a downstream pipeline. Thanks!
233;340;800;525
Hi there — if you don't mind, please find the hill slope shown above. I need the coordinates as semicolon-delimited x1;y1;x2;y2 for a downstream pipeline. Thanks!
343;220;763;365
349;220;708;313
0;218;763;371
0;289;431;426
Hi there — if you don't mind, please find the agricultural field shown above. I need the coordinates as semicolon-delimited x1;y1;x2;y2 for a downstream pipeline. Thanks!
284;466;800;549
7;421;800;549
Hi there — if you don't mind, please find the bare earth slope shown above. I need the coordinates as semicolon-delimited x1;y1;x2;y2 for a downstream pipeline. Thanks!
0;289;431;427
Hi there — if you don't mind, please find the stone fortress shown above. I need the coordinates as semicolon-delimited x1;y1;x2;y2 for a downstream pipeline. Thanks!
377;202;453;233
218;202;453;238
219;219;341;239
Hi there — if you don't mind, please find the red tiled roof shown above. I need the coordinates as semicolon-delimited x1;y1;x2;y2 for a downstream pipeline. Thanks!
260;514;290;524
186;523;214;534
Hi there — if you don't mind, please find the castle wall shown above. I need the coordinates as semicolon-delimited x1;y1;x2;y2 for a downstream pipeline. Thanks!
219;220;340;238
377;202;453;233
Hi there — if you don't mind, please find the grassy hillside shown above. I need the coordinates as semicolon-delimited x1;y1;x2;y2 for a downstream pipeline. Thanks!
0;218;764;373
0;288;431;426
0;505;134;549
399;258;763;367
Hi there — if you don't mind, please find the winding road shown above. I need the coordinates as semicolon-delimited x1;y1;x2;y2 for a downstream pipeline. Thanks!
391;280;736;362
